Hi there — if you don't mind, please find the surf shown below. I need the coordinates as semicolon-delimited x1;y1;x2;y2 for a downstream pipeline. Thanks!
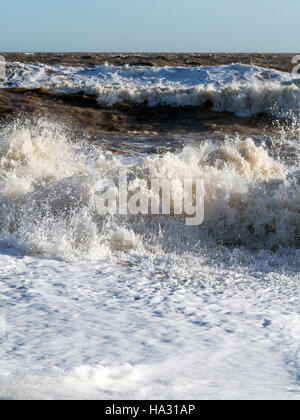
2;63;299;117
0;117;298;261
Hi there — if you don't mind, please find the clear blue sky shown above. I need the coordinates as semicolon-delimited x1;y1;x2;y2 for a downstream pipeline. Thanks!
0;0;299;52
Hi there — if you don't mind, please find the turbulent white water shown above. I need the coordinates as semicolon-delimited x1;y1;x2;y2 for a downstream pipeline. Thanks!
0;118;298;258
0;115;298;399
3;62;300;116
0;61;299;399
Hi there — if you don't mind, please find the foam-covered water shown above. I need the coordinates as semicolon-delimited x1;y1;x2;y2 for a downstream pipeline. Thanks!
3;62;300;116
0;62;299;399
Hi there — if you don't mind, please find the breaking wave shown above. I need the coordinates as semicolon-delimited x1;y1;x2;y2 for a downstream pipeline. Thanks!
3;62;300;117
0;118;298;260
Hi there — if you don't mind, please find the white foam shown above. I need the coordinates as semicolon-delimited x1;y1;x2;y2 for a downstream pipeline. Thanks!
0;250;299;400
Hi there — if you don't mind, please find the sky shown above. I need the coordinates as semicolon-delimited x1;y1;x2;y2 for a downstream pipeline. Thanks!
0;0;299;52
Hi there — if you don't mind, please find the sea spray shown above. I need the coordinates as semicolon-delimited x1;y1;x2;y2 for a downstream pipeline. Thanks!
0;118;298;260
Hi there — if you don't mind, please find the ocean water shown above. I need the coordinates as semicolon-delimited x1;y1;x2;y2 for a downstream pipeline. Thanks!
0;63;299;399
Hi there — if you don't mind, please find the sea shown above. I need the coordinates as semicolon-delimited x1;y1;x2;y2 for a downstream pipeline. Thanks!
0;59;299;399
